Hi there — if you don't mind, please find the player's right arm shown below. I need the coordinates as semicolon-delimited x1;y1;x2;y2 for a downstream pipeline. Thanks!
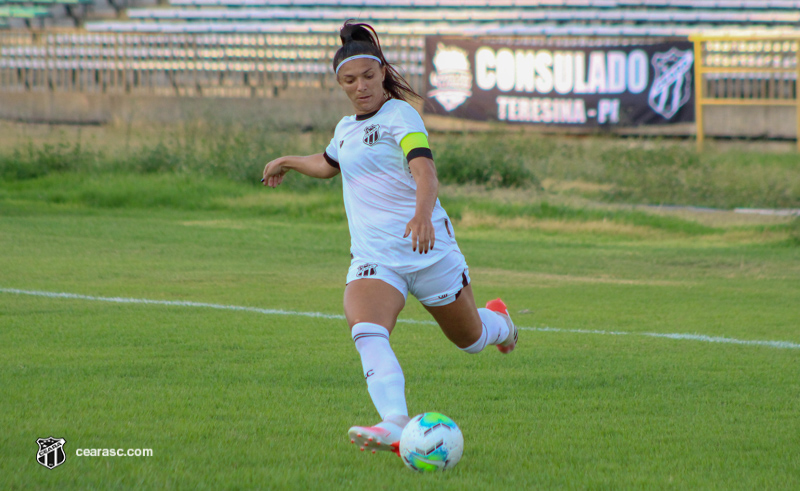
262;153;340;188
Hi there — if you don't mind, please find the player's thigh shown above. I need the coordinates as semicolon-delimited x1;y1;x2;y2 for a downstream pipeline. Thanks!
423;284;483;349
344;279;406;332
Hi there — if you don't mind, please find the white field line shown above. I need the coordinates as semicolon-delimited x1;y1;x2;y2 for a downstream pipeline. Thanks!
3;287;800;350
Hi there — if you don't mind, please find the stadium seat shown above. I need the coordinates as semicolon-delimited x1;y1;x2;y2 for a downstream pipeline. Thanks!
2;0;93;4
749;12;800;23
0;5;50;17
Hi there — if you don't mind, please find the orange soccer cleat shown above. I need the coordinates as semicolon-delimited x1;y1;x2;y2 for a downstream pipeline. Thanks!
347;416;408;457
486;298;518;354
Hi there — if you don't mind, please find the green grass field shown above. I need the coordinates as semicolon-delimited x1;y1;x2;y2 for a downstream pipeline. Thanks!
1;124;799;489
2;184;799;489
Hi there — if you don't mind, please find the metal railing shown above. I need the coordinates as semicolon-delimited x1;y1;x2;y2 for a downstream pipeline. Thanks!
691;35;800;150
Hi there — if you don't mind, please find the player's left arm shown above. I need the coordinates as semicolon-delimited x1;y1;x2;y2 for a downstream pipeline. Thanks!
403;132;438;255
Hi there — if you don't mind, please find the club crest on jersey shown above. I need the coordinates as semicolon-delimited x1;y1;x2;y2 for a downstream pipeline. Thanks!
362;124;380;146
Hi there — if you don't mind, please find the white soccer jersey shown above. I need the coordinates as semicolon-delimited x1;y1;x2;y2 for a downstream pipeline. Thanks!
324;99;459;274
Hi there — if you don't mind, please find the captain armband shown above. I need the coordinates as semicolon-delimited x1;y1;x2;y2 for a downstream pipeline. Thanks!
400;132;433;162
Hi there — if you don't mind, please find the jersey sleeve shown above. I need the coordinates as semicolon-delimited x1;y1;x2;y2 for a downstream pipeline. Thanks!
389;102;433;161
323;130;340;169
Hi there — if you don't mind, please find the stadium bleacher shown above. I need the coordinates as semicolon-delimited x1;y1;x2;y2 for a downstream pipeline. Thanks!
1;0;799;99
153;0;800;7
73;0;800;35
0;0;798;35
121;8;800;24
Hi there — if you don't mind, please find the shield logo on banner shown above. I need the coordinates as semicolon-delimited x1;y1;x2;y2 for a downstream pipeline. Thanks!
36;436;67;469
362;124;380;146
648;48;694;120
427;43;473;112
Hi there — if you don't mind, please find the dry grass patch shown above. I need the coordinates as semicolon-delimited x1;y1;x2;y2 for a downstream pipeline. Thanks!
456;211;667;239
540;178;614;194
635;205;797;228
217;192;332;208
181;219;247;229
471;267;689;287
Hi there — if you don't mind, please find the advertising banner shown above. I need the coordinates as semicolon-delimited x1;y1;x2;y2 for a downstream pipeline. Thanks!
425;37;695;126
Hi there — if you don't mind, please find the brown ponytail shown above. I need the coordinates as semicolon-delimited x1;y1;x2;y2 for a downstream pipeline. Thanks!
333;20;421;103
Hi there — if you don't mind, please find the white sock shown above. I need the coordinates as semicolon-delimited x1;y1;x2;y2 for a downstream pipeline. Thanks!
351;322;408;421
460;308;510;354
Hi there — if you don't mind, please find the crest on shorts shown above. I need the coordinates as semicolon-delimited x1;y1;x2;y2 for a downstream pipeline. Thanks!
648;48;693;120
36;437;66;469
356;263;378;278
362;124;380;146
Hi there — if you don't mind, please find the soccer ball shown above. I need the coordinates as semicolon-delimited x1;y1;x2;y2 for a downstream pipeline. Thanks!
399;412;464;472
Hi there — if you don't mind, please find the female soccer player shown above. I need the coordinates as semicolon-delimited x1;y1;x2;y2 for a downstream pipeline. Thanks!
262;21;518;457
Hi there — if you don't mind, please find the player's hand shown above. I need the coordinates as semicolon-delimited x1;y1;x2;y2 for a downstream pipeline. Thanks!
262;158;288;188
404;215;435;254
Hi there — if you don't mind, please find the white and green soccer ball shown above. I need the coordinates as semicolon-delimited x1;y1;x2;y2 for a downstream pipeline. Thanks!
399;412;464;472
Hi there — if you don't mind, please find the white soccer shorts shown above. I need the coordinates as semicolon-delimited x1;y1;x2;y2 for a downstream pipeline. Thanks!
346;249;471;307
